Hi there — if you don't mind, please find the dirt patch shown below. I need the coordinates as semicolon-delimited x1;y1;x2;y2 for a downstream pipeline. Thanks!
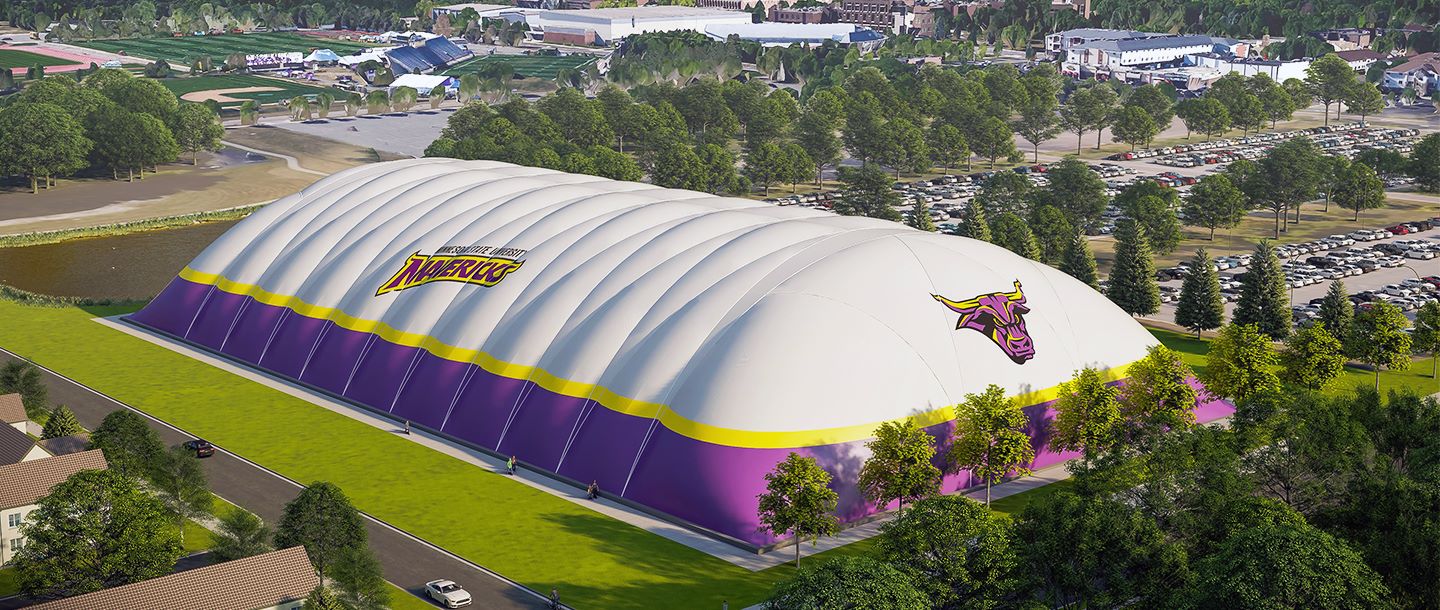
181;86;283;104
224;125;409;174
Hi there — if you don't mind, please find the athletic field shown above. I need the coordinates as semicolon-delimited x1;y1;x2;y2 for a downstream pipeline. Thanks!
74;33;374;66
0;48;80;70
160;74;342;107
442;54;597;80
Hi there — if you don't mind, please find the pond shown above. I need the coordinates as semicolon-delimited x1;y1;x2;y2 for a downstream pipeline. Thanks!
0;221;238;300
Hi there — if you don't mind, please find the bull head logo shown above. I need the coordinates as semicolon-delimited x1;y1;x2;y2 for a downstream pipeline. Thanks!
932;280;1036;364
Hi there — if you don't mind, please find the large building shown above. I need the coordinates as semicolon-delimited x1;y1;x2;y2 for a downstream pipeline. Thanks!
1383;52;1439;98
703;23;886;50
531;6;751;46
130;160;1233;549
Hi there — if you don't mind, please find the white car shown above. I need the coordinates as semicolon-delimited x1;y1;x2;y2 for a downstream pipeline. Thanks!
425;580;473;608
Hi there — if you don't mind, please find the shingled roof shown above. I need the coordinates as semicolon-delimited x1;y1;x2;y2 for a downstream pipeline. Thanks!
0;450;107;510
0;393;26;424
0;422;40;466
27;547;319;610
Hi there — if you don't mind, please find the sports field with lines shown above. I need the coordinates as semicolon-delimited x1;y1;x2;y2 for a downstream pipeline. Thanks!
74;32;374;66
0;48;80;69
442;53;597;80
160;74;342;107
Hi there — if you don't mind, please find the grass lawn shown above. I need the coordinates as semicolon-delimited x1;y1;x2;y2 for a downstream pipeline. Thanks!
73;32;374;66
159;74;342;107
441;54;597;80
0;567;15;597
388;582;440;610
0;49;79;70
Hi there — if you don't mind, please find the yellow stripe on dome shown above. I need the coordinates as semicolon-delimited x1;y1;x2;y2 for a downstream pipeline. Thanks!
176;267;1135;449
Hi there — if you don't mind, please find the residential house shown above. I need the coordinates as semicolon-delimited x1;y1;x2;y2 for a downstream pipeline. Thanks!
1383;52;1439;98
36;434;90;457
0;423;50;466
26;546;319;610
0;393;27;434
1334;49;1386;72
0;450;107;567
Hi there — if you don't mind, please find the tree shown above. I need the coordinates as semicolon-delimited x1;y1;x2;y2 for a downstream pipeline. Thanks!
1409;133;1440;191
1105;218;1160;317
1176;248;1224;336
795;90;843;186
1352;302;1413;390
1028;205;1074;265
1013;101;1060;162
763;556;928;610
857;420;942;516
458;73;481;103
780;142;815;193
365;90;390;115
537;87;611;147
744;141;786;196
975;171;1033;216
39;405;82;439
1049;367;1121;461
834;166;902;221
1060;87;1108;153
429;86;446;110
1123;194;1183;255
1412;301;1440;379
171;103;223;164
275;482;368;582
211;509;273;563
104;77;177;121
1317;280;1355;351
289;95;312;122
927;123;970;175
88;411;165;482
390;86;418;113
962;199;991;242
874;496;1020;609
947;385;1035;506
1119;344;1199;438
1182;173;1247;239
756;452;839;567
1343;82;1385;126
0;361;48;419
331;546;390;610
344;93;362;118
1229;93;1267;135
908;198;938;232
1060;234;1100;290
1333;161;1386;221
1279;323;1347;390
989;212;1041;260
650;142;706;191
1203;323;1281;402
1186;523;1391;609
1111;106;1159;151
1038;157;1108;231
13;470;181;599
0;102;91;193
969;116;1017;169
1128;84;1175;128
1233;240;1291;340
1178;97;1230;141
586;145;643;182
1306;54;1357;126
1257;79;1296;128
1016;492;1188;609
303;585;344;610
151;444;214;545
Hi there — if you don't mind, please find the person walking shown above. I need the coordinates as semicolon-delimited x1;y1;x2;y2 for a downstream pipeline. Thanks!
548;587;561;609
586;480;599;500
403;420;411;435
507;455;517;475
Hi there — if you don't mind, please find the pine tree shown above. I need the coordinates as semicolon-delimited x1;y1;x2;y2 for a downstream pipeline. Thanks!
1059;234;1100;290
1233;240;1291;340
989;212;1041;260
1105;218;1160;316
1175;248;1225;336
961;199;991;242
1317;280;1354;353
40;405;83;439
908;198;938;232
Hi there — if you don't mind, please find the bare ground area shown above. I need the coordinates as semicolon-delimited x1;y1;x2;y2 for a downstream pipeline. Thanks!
0;154;317;235
181;86;283;104
223;125;411;175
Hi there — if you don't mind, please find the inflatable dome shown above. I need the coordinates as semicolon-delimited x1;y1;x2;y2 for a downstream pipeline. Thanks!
131;159;1231;547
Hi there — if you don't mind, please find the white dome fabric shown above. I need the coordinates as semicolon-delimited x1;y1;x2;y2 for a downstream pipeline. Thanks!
132;159;1165;545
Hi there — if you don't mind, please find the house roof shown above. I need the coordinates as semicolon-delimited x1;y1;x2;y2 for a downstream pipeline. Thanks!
0;450;107;510
26;547;319;610
1334;49;1385;62
37;434;90;457
0;423;38;465
0;393;26;424
1387;52;1439;74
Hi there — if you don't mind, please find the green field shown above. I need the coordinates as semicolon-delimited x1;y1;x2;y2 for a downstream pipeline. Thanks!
442;54;597;80
73;32;373;66
0;298;1433;609
0;49;79;70
159;74;342;107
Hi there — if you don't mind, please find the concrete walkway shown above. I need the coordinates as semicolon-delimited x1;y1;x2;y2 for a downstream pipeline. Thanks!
97;314;1078;572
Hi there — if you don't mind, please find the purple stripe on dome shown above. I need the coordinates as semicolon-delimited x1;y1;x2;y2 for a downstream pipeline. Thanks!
129;276;1236;547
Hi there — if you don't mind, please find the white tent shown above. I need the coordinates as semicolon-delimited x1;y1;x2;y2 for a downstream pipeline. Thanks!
388;73;452;95
305;48;341;63
338;50;387;67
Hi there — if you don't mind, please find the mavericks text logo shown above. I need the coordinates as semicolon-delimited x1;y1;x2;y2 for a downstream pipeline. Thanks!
932;280;1036;364
376;245;527;296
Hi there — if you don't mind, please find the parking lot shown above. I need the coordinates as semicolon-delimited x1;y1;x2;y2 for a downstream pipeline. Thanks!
1153;219;1440;325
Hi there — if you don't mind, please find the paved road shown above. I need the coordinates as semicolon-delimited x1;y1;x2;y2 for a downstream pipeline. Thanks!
0;348;550;610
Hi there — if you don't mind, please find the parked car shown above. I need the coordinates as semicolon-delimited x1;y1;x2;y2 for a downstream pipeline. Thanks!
183;439;215;458
425;580;473;608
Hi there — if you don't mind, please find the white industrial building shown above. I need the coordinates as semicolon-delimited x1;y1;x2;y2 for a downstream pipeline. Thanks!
702;23;887;50
1188;53;1311;82
531;6;751;46
1065;35;1243;71
1045;28;1165;56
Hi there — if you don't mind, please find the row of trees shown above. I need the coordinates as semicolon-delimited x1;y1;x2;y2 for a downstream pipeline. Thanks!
0;69;223;192
762;343;1440;608
11;405;389;608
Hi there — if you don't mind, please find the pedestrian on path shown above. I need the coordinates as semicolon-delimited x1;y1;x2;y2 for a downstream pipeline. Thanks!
404;420;411;435
549;587;561;609
508;455;517;475
586;480;599;500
